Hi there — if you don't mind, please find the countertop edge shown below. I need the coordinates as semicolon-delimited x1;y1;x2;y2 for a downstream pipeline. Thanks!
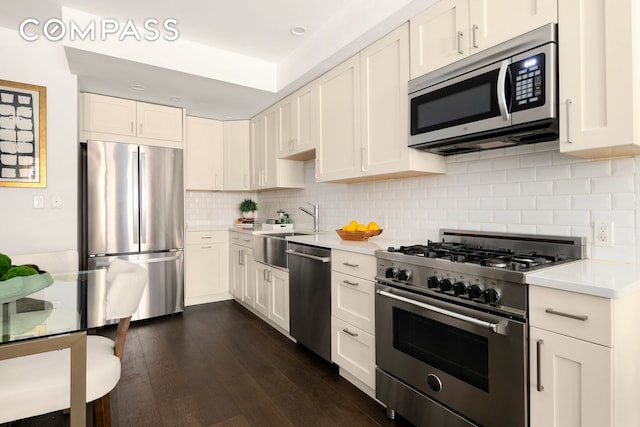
526;259;640;299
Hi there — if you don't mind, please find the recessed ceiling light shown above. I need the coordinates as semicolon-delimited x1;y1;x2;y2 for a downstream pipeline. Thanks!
169;96;180;102
290;26;306;36
131;84;145;91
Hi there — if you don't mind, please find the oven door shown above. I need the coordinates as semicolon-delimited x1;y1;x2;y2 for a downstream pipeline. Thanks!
375;283;527;427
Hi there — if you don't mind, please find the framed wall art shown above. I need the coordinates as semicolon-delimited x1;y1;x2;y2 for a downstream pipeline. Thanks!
0;79;46;187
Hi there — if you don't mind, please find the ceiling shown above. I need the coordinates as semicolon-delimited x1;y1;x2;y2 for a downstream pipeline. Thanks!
1;0;437;119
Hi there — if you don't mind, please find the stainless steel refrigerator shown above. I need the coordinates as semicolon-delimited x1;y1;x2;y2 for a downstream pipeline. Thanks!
80;140;184;325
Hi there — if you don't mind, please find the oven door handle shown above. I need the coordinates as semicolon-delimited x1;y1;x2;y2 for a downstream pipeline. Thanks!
377;290;508;335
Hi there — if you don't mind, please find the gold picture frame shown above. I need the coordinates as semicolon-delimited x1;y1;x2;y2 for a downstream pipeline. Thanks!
0;79;46;187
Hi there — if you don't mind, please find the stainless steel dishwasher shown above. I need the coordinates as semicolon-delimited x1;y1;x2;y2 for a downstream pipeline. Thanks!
286;242;332;362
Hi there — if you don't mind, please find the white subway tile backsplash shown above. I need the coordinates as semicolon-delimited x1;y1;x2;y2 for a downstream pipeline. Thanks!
493;183;520;197
469;210;493;223
612;194;634;210
537;195;571;210
573;194;611;210
522;181;553;196
536;225;572;236
481;197;507;210
520;151;553;167
480;170;507;184
522;210;553;225
494;210;520;224
591;175;635;194
187;149;639;263
572;160;611;178
507;197;537;210
554;210;590;226
506;167;536;183
612;157;634;175
554;178;590;195
537;164;571;181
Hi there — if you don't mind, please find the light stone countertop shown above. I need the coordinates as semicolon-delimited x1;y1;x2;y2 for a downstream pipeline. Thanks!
223;227;640;299
525;259;640;299
227;227;409;256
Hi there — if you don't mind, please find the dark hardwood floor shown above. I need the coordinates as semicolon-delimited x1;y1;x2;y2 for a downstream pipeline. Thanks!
4;300;413;427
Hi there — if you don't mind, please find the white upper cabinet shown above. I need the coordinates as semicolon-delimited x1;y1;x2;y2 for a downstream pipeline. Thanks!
360;23;445;179
558;0;640;158
185;116;223;191
81;93;183;147
410;0;558;78
316;23;445;183
251;106;304;190
278;83;316;160
223;120;251;191
315;54;362;182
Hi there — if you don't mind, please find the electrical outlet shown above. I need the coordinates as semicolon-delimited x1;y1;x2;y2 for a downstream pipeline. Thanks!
595;222;613;247
51;195;62;209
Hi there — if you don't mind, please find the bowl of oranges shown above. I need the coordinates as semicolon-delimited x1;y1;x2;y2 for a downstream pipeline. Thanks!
336;220;383;241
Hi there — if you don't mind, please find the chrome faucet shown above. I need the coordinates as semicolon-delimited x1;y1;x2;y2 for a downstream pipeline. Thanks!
299;202;319;232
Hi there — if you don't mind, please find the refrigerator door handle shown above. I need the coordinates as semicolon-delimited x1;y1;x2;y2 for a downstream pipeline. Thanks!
132;151;140;245
94;254;182;268
139;150;146;244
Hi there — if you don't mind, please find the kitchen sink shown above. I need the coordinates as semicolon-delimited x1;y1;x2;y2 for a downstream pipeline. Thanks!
254;232;312;269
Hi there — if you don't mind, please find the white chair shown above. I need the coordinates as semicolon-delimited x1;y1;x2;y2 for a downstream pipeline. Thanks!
0;258;148;426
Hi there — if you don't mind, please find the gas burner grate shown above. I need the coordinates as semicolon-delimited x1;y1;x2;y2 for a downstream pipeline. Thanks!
386;243;566;272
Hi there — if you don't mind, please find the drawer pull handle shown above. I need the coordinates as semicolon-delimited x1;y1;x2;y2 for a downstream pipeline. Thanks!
342;328;358;337
544;308;588;322
536;339;544;392
343;262;359;268
201;246;212;249
201;236;213;239
343;280;359;286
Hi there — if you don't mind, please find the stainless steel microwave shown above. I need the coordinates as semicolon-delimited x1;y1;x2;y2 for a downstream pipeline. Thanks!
408;23;558;156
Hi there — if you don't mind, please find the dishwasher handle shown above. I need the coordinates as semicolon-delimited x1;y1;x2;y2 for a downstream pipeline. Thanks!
286;249;330;263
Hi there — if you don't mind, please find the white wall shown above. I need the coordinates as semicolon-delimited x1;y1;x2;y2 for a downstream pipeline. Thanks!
188;141;638;263
0;27;79;256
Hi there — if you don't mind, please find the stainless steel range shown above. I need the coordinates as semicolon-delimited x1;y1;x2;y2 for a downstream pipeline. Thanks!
375;229;585;427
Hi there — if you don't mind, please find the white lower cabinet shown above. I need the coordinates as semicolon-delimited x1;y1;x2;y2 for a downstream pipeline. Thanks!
331;317;375;390
254;261;290;333
530;326;612;427
529;284;640;427
229;232;254;305
330;250;376;396
185;231;230;306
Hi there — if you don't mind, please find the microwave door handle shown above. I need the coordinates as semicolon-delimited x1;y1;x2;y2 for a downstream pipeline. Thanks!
497;59;510;122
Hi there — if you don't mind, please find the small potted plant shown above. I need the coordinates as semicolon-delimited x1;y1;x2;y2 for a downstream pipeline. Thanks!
239;198;258;218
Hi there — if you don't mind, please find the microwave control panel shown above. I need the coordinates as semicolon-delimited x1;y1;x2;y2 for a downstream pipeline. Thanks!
511;53;545;111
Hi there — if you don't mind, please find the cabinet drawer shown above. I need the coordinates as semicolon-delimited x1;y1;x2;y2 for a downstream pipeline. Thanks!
331;317;375;389
332;271;375;334
530;286;613;347
229;231;254;248
186;230;226;245
332;250;376;280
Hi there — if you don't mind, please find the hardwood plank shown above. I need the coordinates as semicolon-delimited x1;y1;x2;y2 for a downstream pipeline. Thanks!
3;301;413;427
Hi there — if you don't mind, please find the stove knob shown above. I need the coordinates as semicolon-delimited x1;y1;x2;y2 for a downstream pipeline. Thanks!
427;275;442;289
440;278;454;292
385;267;399;279
483;288;501;304
468;284;484;299
453;281;468;296
398;269;413;281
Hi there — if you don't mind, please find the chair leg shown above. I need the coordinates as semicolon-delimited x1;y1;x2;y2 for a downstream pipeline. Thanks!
92;393;112;427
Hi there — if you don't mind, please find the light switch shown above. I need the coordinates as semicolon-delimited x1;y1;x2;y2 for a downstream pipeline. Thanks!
32;195;44;209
